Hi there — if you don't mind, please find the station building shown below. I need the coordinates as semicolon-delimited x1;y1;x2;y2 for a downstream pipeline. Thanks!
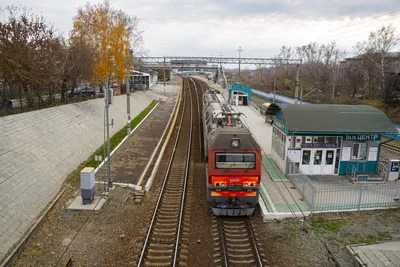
229;83;252;106
270;104;398;180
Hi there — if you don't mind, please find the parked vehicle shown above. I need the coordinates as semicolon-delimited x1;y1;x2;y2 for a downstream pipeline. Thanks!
69;87;96;97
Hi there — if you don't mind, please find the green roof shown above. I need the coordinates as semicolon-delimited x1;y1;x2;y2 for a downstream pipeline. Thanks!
278;104;397;133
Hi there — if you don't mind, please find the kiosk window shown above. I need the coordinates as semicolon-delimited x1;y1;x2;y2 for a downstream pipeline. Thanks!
326;150;334;165
352;143;367;160
326;137;337;144
314;150;322;165
302;150;311;165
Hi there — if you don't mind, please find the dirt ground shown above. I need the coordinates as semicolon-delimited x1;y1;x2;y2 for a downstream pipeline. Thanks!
251;207;400;267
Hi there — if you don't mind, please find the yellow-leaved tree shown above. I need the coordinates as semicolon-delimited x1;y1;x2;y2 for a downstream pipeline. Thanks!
71;1;142;84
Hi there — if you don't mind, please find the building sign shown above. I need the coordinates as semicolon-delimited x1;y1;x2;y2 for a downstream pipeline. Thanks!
345;134;380;141
301;143;337;148
273;119;288;133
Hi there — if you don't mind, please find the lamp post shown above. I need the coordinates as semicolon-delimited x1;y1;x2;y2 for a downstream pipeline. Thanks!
126;48;133;135
237;46;243;76
105;46;113;189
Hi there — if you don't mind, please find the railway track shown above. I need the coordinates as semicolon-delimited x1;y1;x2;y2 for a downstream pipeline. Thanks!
382;143;400;154
137;78;196;267
213;216;265;267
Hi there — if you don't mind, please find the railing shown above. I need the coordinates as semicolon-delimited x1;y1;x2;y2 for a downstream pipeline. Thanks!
286;159;400;212
249;102;262;116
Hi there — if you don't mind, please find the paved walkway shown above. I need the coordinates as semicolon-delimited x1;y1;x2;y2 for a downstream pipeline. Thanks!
0;92;152;262
96;90;179;185
348;242;400;267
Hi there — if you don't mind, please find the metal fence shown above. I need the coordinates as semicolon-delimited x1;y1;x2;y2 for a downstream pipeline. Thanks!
286;159;400;212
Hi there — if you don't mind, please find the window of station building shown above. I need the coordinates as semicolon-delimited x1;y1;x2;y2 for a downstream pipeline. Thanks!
302;150;311;165
326;137;337;144
313;150;322;165
326;150;334;165
352;143;367;160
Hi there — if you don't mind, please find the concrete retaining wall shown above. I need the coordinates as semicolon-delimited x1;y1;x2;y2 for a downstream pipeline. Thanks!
0;92;152;260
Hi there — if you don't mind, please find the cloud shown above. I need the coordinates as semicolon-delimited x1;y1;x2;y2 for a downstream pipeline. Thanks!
2;0;400;58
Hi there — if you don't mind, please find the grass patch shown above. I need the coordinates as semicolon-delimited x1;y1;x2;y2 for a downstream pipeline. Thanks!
310;216;348;234
346;230;392;245
65;100;158;185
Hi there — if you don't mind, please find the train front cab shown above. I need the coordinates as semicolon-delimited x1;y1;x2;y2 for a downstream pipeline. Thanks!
206;147;262;216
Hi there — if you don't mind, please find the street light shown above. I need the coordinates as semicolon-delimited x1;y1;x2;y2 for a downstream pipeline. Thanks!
105;45;113;190
126;48;134;135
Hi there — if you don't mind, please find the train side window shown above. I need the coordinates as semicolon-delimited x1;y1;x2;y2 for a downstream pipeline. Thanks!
302;150;311;165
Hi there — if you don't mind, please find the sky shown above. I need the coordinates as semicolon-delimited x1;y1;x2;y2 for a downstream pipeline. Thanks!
3;0;400;60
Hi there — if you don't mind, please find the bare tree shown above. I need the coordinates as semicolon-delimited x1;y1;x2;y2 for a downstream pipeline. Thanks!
356;25;400;99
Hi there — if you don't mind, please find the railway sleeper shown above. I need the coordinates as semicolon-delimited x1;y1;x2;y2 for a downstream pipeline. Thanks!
152;231;176;237
223;224;246;229
149;243;174;249
225;237;250;242
150;237;175;244
157;215;179;220
227;248;253;253
225;243;251;248
153;228;177;233
144;260;171;266
228;253;255;258
148;248;173;254
157;210;179;215
224;233;249;238
159;204;181;209
156;219;178;224
158;208;180;213
229;259;256;265
224;228;247;233
155;222;176;227
161;197;182;203
146;254;173;260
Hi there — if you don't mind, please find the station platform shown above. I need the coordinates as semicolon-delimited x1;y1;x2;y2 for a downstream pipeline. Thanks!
195;76;309;219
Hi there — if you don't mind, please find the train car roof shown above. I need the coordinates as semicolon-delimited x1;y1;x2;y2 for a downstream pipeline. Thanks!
209;128;260;150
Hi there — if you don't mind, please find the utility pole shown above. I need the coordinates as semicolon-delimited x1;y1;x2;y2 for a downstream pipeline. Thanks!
332;63;340;103
163;56;166;88
105;46;112;189
237;46;243;76
126;48;133;135
294;64;300;104
273;69;277;104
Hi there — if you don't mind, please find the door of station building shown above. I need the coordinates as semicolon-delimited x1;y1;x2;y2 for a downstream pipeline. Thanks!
300;149;336;175
243;96;248;105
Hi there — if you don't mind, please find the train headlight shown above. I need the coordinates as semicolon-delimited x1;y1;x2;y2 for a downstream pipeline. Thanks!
231;138;240;148
244;183;249;187
221;183;226;187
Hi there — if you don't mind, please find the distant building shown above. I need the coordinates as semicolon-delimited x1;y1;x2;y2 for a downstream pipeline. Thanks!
130;70;158;90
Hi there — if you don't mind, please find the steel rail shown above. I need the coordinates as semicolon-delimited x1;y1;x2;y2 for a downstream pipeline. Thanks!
137;80;189;266
246;218;264;267
172;80;193;267
382;143;400;154
219;218;229;267
189;78;203;161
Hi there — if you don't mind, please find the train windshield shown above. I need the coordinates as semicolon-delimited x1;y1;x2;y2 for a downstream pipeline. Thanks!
215;153;256;169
